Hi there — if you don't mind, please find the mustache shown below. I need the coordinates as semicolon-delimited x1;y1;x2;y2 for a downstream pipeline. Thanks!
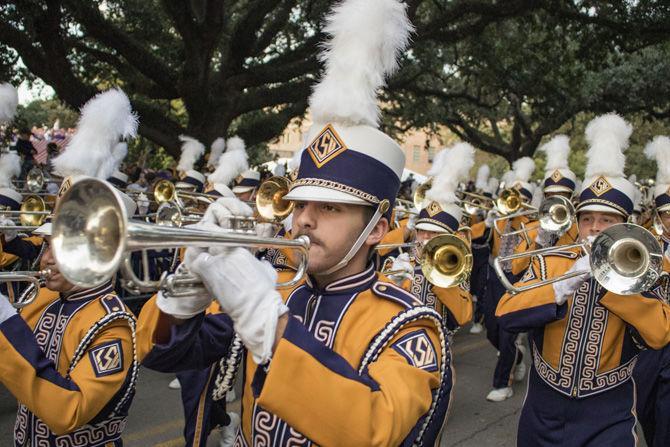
295;231;323;246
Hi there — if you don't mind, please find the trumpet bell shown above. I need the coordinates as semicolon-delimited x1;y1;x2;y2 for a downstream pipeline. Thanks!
154;179;176;203
26;167;44;193
413;180;432;210
496;188;522;215
420;234;473;288
591;223;663;295
20;195;47;227
538;195;574;233
156;202;183;227
256;176;294;221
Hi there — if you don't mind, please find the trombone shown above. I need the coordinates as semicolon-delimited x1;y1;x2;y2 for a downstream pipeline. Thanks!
413;179;433;209
494;195;575;238
0;195;51;230
494;223;662;296
0;269;51;309
51;177;310;295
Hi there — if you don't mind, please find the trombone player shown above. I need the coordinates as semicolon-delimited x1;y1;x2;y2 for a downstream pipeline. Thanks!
495;114;670;446
137;1;452;444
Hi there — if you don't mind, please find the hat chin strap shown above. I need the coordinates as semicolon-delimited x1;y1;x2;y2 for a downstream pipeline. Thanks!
321;200;390;276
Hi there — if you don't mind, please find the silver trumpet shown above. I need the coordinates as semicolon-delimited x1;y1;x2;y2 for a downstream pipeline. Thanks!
495;195;575;237
0;269;51;309
51;178;310;295
494;223;662;295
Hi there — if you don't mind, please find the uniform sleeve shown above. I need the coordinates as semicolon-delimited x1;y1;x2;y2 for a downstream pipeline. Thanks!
433;286;473;328
254;316;442;447
3;237;41;263
600;291;670;349
495;257;567;332
138;296;234;372
377;226;405;257
511;235;533;276
0;314;133;435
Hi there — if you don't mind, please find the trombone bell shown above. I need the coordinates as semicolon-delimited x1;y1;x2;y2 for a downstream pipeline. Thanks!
420;234;473;288
538;195;574;234
496;188;522;215
20;195;48;227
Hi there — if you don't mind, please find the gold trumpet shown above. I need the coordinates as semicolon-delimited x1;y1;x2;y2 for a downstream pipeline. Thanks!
153;179;218;208
256;176;294;222
0;269;51;309
51;178;310;294
0;195;50;230
494;223;662;295
413;179;433;209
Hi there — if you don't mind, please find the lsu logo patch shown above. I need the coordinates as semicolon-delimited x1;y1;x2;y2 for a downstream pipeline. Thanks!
550;169;563;182
88;340;123;377
589;176;612;196
57;176;73;200
426;201;443;217
392;330;438;372
307;124;347;168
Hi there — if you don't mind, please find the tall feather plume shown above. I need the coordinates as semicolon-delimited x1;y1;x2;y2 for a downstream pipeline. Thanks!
501;170;515;187
288;148;304;172
427;148;449;177
208;136;248;185
309;0;413;127
0;83;18;123
475;164;490;190
96;142;128;180
273;163;286;177
177;135;205;173
0;151;21;187
584;113;632;178
487;177;500;195
512;157;535;183
53;89;138;178
539;135;570;170
644;135;670;184
426;142;475;205
208;137;226;169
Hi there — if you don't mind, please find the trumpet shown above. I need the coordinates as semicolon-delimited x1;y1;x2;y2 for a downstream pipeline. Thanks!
495;188;531;216
155;201;256;232
494;223;662;295
458;191;495;215
51;178;310;295
26;167;45;193
256;176;294;222
153;179;218;208
495;195;575;238
0;269;51;309
413;179;433;209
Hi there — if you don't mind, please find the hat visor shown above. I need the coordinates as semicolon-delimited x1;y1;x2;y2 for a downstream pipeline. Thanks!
284;185;369;205
415;222;450;233
175;182;197;190
544;186;573;194
33;222;52;237
232;186;256;194
576;203;627;217
213;183;235;198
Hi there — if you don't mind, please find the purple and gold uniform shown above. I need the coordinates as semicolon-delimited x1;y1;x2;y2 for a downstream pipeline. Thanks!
0;282;137;446
139;266;452;446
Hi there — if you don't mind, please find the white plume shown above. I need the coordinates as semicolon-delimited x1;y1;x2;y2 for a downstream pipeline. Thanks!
208;137;226;168
0;83;18;123
0;151;21;187
426;142;475;205
97;142;128;180
177;135;205;173
539;135;570;171
487;177;500;195
53;89;138;178
475;164;490;190
501;170;515;187
632;185;642;211
289;149;304;172
309;0;413;127
584;113;632;178
512;157;535;183
644;135;670;184
427;148;449;177
273;163;286;177
628;174;637;184
208;136;248;185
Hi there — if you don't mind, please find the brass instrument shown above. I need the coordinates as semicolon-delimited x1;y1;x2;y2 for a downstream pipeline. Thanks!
494;223;662;295
256;176;294;222
495;188;529;216
51;178;310;295
0;195;50;230
495;195;574;238
153;179;217;208
458;191;495;215
413;179;432;209
0;269;51;309
26;167;45;193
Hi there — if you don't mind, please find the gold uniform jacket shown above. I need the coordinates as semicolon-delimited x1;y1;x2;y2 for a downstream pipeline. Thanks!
496;250;670;398
0;283;137;446
139;265;452;446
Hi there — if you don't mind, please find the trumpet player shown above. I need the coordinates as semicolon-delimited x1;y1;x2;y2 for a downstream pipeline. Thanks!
483;157;536;402
632;135;670;447
496;114;670;446
137;2;452;445
387;143;475;332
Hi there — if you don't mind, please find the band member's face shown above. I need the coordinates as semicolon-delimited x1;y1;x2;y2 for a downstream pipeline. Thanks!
39;242;76;293
545;191;571;199
577;211;625;240
416;229;440;245
235;190;254;202
659;211;670;236
292;201;369;274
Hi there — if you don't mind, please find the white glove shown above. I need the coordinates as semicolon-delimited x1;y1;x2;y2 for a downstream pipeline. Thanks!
0;293;17;323
189;248;288;365
255;222;275;239
485;210;497;228
281;214;293;234
0;217;17;242
136;193;150;215
389;253;413;284
552;254;592;305
201;197;254;230
156;264;212;319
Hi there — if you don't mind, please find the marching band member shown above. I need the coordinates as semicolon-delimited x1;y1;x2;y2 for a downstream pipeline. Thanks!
388;142;475;332
483;157;536;402
137;1;452;445
232;168;260;202
633;135;670;447
496;114;670;446
0;88;140;446
176;135;207;193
